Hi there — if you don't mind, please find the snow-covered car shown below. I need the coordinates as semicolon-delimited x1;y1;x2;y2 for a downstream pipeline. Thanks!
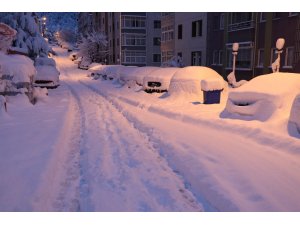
69;52;78;61
223;73;300;121
78;57;92;70
168;66;226;102
143;67;181;93
61;42;73;52
0;52;36;95
121;66;159;88
104;65;124;80
34;57;60;88
119;66;138;85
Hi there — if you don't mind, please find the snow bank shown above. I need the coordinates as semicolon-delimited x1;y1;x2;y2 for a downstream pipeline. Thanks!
224;73;300;121
143;67;181;92
33;87;48;102
289;94;300;133
125;66;160;86
0;52;36;83
168;66;225;102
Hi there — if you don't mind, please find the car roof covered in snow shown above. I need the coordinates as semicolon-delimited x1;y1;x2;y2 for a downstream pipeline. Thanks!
145;67;181;81
35;65;60;81
124;66;160;84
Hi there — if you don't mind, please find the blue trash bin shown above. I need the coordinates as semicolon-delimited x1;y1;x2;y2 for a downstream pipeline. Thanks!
203;89;222;104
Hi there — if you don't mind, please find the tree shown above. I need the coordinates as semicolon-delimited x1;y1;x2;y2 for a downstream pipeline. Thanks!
0;12;49;59
78;31;108;63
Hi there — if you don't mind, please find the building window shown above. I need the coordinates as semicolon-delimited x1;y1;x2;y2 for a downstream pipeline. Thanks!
212;50;223;65
122;16;146;28
213;50;219;65
154;20;161;29
178;24;183;39
122;33;146;46
228;13;253;31
289;12;299;17
153;37;161;46
162;51;174;62
122;51;146;64
192;20;202;37
220;13;225;30
161;26;174;42
191;51;202;66
285;47;294;67
260;12;266;22
257;49;264;67
153;54;161;62
226;42;253;69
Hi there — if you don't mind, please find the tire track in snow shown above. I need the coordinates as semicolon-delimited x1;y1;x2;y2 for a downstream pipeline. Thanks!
77;81;209;211
63;80;202;211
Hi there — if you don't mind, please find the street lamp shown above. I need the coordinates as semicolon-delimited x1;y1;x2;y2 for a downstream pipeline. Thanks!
272;38;285;73
232;42;239;76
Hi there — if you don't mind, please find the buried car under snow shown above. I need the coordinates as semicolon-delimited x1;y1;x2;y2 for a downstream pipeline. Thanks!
34;57;60;88
223;73;300;121
143;67;181;93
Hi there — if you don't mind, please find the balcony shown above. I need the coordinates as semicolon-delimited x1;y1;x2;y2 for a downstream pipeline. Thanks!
228;20;254;32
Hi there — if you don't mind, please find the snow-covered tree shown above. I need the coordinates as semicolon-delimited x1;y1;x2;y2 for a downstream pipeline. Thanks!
56;29;77;44
78;31;108;63
0;12;49;59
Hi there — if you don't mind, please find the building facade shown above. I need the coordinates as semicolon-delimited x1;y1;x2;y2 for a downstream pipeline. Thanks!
207;12;300;81
78;12;161;66
174;12;207;66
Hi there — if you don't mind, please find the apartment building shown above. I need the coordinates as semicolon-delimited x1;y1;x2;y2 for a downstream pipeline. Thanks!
174;13;207;66
207;12;300;81
78;12;161;66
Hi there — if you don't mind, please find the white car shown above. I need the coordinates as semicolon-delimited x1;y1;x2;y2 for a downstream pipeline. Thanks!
34;57;60;88
224;73;300;121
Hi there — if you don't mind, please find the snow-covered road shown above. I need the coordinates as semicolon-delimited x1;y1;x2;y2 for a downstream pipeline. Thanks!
1;47;300;212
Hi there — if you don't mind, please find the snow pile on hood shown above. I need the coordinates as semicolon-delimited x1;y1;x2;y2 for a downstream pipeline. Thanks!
125;66;160;85
224;73;300;121
0;52;36;83
168;66;225;102
143;67;181;91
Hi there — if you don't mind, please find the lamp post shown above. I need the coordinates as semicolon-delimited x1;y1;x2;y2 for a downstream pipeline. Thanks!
232;42;239;76
275;38;285;73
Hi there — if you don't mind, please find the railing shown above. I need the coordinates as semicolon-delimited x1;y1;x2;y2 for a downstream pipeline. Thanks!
228;21;255;32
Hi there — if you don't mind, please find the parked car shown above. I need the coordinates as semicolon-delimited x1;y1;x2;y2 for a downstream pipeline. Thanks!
125;67;160;87
34;57;60;88
78;57;92;70
168;66;226;102
0;52;36;95
69;52;78;61
143;67;181;93
61;42;73;52
223;73;300;121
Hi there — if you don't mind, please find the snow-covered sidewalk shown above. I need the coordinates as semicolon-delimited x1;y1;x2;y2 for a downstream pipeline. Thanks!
1;47;300;212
